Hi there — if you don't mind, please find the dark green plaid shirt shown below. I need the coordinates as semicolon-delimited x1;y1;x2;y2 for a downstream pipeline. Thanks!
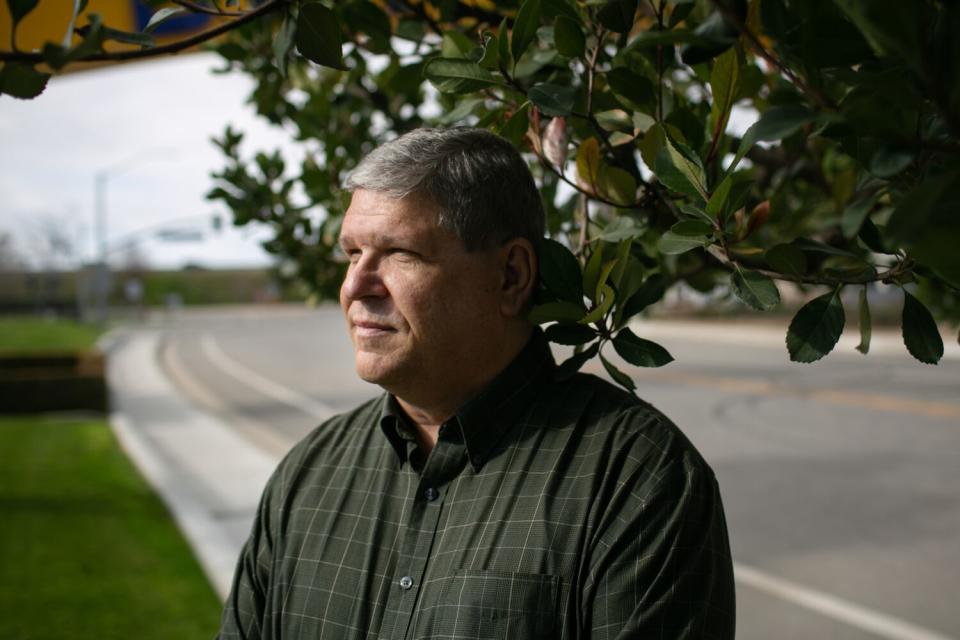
218;331;735;639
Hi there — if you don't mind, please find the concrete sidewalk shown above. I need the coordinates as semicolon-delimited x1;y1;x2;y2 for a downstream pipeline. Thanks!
104;329;279;600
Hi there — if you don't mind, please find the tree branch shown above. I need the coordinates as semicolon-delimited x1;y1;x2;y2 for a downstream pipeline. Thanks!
172;1;244;17
707;244;913;286
0;0;286;64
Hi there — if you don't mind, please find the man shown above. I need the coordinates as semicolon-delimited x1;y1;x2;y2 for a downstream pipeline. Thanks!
218;127;735;639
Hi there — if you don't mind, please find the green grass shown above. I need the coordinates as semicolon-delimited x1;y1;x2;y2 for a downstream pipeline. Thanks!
0;416;222;639
0;316;101;352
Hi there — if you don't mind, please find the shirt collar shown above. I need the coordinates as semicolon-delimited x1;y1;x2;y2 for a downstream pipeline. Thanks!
378;328;556;471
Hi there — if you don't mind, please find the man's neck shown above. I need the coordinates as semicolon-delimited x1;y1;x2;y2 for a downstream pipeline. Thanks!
394;323;533;455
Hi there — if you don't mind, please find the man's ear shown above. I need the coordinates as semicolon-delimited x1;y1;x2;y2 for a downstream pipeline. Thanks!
499;238;537;318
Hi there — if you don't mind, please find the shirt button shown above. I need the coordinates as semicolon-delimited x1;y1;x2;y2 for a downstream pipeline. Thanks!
399;576;414;590
424;487;439;502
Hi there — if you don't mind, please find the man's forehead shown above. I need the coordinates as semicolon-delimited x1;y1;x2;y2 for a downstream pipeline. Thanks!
340;189;446;241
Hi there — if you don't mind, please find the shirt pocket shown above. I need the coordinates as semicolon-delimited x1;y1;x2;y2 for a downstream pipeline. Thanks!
421;569;561;640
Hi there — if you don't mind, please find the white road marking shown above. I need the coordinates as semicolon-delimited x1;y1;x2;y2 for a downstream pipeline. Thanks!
735;563;957;640
200;333;336;422
197;330;958;640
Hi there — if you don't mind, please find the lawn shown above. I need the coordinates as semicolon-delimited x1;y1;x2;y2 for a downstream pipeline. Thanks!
0;416;222;639
0;315;101;352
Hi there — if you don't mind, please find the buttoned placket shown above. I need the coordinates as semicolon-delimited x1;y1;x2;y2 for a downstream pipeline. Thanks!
380;422;466;640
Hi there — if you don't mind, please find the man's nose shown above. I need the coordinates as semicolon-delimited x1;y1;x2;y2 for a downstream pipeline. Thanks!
341;255;387;300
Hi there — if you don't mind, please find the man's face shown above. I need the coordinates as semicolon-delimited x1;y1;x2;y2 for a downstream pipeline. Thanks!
338;189;504;396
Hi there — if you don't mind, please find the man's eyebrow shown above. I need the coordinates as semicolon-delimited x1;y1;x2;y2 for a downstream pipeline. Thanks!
339;232;420;248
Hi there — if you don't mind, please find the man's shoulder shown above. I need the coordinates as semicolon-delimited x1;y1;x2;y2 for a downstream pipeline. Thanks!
544;370;715;495
270;394;386;483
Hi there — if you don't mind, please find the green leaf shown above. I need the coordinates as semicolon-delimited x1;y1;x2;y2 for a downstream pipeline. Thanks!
600;166;636;205
869;146;914;178
857;219;894;255
598;217;644;242
498;17;512;70
0;62;50;99
580;284;615;324
539;237;584;303
657;231;706;255
554;15;585;58
727;105;815;175
597;0;637;33
545;322;596;345
7;0;39;26
786;289;845;363
638;122;665;173
594;259;620;301
654;134;708;200
671;219;713;236
840;193;877;238
512;0;543;62
582;244;605;302
856;286;871;355
529;300;586;324
901;290;943;364
441;31;474;58
576;137;601;190
424;58;497;93
343;1;391;53
528;82;577;117
616;273;665;327
556;341;599;379
731;268;780;311
216;41;246;62
886;169;960;287
273;11;297;77
478;32;500;69
753;104;815;141
709;46;741;138
498;103;530;146
625;28;711;50
543;0;580;23
610;239;632;291
296;3;346;70
145;7;186;32
765;243;807;277
601;352;636;391
613;327;673;367
833;0;921;63
607;67;656;113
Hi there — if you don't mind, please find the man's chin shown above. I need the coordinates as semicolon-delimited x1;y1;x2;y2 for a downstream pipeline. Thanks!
354;354;402;387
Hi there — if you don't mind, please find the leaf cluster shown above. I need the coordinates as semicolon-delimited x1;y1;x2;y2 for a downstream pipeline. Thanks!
5;0;959;386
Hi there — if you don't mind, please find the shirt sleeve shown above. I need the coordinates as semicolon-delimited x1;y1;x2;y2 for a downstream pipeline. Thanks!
216;469;280;640
583;444;736;640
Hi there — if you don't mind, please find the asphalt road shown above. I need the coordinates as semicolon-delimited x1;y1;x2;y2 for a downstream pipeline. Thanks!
154;305;960;640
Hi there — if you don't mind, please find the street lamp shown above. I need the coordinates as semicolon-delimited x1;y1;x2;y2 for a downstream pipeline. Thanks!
91;147;177;324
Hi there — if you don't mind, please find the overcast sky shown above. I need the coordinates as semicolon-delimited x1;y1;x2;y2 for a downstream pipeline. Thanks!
0;53;296;270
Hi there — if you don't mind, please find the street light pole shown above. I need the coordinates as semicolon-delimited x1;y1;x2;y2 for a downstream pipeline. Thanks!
90;148;177;325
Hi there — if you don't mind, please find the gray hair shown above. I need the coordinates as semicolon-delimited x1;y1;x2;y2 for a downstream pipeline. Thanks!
343;127;545;251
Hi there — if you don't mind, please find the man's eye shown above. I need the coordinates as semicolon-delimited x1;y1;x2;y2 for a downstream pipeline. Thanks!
388;248;419;261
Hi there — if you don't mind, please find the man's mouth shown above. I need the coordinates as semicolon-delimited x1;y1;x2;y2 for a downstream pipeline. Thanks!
352;320;395;337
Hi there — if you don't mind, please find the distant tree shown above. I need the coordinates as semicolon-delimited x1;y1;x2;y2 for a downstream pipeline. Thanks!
0;231;24;271
4;0;958;378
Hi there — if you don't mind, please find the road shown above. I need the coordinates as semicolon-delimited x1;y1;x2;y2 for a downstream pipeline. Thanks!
153;305;960;640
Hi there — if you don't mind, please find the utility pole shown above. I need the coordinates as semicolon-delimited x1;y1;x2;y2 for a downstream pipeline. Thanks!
90;148;177;325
